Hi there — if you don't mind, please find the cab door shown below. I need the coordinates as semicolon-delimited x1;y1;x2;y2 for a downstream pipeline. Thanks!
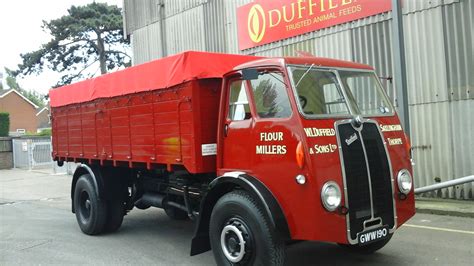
219;75;254;172
246;70;302;183
219;69;303;177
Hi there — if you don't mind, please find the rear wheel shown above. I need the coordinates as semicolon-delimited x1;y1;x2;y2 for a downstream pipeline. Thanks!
134;201;150;210
104;200;124;233
74;174;107;235
209;190;285;266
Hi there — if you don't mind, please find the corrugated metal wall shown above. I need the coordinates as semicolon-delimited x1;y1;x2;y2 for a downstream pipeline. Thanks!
223;0;253;53
125;0;228;64
123;0;160;35
124;0;473;199
404;0;473;199
165;5;207;55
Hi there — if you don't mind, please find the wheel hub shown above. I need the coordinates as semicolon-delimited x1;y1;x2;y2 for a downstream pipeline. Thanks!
85;199;91;210
220;219;251;263
80;191;91;219
228;237;239;253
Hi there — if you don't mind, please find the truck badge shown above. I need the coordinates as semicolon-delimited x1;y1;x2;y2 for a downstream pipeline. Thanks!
345;133;358;146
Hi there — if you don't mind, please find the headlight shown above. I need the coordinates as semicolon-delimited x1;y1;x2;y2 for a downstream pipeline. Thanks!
321;181;342;211
397;169;413;194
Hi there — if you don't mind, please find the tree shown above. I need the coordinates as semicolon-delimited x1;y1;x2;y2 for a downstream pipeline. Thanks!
3;68;45;108
15;3;130;87
0;113;9;137
5;68;20;90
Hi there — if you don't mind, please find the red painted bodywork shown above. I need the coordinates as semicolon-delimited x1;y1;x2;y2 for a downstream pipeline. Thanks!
218;57;415;243
50;51;415;244
52;79;223;173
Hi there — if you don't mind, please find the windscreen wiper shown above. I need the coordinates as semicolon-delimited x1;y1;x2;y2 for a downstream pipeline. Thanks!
295;64;315;89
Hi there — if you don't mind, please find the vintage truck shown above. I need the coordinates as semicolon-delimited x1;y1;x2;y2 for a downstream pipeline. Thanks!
50;51;415;265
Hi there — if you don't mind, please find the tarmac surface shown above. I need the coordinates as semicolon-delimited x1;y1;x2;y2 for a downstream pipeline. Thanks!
1;168;473;265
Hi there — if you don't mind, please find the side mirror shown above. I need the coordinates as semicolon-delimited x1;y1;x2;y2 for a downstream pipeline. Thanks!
242;69;259;80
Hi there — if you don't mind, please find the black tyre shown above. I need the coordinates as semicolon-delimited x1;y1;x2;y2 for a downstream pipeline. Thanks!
104;200;124;233
74;174;107;235
339;234;392;254
164;205;188;220
210;190;285;266
134;201;150;210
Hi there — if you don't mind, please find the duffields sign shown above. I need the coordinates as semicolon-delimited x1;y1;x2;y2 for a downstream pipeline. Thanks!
237;0;392;50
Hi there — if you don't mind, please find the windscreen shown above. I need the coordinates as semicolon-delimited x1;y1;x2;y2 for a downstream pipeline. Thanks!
289;66;393;117
290;67;350;116
338;71;392;116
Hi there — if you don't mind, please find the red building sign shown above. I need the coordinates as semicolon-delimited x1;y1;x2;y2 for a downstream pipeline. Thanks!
237;0;392;50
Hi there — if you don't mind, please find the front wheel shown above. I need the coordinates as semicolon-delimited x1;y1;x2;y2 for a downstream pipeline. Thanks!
209;190;285;266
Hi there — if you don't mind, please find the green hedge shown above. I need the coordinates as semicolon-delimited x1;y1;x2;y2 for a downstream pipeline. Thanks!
36;129;52;136
0;112;9;136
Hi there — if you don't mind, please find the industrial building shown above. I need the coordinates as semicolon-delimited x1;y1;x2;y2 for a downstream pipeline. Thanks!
122;0;473;199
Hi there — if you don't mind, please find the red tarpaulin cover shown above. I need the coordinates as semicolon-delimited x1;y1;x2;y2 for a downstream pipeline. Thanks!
49;51;261;107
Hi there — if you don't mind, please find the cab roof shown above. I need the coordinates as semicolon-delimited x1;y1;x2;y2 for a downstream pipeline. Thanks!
234;57;374;71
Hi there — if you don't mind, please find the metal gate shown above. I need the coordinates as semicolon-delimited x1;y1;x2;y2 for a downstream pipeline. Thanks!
12;137;77;174
12;138;53;169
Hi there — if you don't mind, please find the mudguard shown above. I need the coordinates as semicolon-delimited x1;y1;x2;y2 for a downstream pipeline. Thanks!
71;164;103;213
71;164;130;213
190;172;291;256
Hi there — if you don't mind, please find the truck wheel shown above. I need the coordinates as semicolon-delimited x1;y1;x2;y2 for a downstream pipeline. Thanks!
104;200;124;233
134;201;150;210
209;190;285;266
74;174;107;235
164;205;188;220
339;234;392;254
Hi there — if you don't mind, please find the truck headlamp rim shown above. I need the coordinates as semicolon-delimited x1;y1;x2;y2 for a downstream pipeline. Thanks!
397;169;412;194
321;181;342;212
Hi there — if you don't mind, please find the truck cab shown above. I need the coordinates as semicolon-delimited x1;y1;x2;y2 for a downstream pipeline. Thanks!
204;56;414;263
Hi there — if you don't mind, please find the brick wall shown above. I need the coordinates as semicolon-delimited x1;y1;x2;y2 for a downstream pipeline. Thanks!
0;91;38;133
0;151;13;169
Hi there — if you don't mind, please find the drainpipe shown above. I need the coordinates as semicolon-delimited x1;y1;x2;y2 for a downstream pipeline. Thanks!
158;0;167;57
391;0;410;137
122;0;127;39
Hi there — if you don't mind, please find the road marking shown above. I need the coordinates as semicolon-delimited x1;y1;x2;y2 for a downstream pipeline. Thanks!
403;224;474;235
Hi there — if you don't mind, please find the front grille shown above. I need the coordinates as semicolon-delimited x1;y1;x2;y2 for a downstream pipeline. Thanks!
337;121;394;240
362;124;394;229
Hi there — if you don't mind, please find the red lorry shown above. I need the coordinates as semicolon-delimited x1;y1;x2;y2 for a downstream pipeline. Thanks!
50;51;415;265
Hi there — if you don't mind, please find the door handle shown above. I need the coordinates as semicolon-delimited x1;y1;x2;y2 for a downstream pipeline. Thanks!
224;124;229;137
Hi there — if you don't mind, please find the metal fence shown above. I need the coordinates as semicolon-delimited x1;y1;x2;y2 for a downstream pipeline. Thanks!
0;138;12;152
12;137;76;174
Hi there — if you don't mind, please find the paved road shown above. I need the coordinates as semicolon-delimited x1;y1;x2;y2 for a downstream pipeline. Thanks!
1;169;473;265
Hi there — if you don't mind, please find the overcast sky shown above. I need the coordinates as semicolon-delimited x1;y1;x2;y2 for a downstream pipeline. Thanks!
0;0;122;95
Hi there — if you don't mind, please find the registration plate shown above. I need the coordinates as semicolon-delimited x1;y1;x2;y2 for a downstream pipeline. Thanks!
357;225;389;246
